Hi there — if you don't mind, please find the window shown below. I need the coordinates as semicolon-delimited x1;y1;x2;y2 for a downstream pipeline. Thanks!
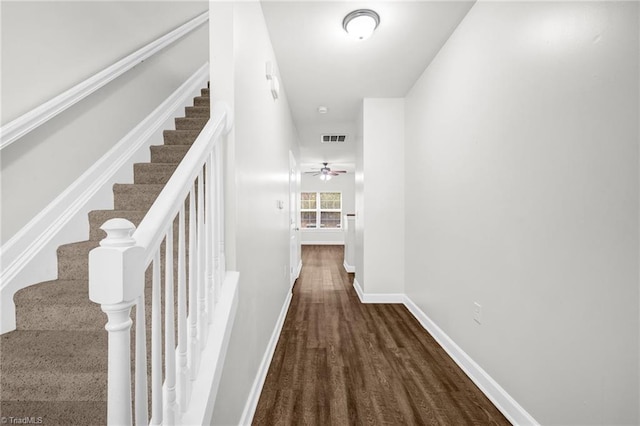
301;192;342;229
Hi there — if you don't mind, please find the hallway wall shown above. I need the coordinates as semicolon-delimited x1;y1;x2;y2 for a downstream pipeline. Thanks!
355;98;405;295
404;1;639;424
208;2;300;424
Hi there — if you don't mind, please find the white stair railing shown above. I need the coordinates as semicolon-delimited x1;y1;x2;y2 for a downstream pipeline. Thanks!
89;101;232;425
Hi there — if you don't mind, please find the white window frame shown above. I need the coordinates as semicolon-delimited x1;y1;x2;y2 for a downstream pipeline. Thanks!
300;191;342;229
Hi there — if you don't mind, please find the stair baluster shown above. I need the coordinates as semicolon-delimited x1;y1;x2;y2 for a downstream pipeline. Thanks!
177;204;189;411
135;293;149;426
206;155;215;325
188;183;200;381
214;143;225;301
197;169;208;348
163;225;177;425
151;251;163;426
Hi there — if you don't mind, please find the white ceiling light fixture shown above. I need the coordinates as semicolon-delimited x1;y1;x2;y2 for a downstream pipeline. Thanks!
343;9;380;40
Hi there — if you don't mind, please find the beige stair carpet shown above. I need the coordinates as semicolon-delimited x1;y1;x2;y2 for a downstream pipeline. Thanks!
0;87;210;425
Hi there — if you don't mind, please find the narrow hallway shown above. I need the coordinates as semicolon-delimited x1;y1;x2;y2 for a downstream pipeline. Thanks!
253;245;510;425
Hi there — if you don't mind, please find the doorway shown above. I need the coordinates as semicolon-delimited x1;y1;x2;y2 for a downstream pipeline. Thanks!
289;151;301;289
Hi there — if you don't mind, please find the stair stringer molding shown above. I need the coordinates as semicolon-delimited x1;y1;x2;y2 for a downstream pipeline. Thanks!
0;63;209;334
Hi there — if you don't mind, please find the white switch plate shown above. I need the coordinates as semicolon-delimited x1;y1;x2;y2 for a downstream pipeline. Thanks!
473;302;482;324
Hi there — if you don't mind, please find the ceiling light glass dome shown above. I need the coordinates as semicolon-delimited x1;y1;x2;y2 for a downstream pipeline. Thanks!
343;9;380;40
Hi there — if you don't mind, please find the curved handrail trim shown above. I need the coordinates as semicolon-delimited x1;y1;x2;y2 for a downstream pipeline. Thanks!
0;10;209;151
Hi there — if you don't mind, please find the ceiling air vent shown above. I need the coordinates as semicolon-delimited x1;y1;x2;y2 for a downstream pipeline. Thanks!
321;134;347;143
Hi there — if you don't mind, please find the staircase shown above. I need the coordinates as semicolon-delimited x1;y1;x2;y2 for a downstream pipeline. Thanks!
0;86;210;425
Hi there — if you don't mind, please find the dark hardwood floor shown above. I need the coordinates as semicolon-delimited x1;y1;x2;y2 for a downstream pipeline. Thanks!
253;245;510;425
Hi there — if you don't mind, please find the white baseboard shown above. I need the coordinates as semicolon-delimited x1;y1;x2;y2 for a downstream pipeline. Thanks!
0;64;209;334
353;278;364;301
239;289;293;425
343;261;355;273
301;241;344;246
181;271;239;426
352;279;404;304
296;259;302;279
402;296;539;426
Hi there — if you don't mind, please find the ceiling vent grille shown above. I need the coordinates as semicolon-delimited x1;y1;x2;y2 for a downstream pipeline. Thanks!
321;134;347;143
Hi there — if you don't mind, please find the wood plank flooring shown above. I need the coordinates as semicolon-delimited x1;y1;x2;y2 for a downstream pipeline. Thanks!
253;245;510;425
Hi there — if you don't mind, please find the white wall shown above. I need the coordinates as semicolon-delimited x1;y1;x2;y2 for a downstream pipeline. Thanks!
300;172;355;245
355;98;405;295
208;2;300;424
404;2;639;425
1;1;209;242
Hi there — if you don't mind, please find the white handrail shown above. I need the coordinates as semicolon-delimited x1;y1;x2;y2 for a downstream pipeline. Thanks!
89;100;232;425
133;102;227;266
0;10;209;151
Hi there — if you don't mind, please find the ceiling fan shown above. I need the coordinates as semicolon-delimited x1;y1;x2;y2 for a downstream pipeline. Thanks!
305;163;347;180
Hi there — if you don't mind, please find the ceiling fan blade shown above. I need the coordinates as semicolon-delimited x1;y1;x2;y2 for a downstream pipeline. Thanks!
333;170;347;173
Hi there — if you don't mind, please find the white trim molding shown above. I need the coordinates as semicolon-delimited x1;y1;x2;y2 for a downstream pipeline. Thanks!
301;241;345;246
0;11;208;151
240;290;293;425
343;261;355;273
402;296;539;426
353;278;365;301
352;279;404;304
0;64;209;334
296;259;303;279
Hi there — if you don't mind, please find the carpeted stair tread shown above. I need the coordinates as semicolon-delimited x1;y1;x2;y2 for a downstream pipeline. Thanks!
57;240;99;281
175;117;208;131
1;330;107;401
134;162;179;184
113;183;164;211
185;106;210;117
14;280;102;331
163;129;202;145
201;87;209;97
88;210;147;240
0;401;106;426
193;96;209;107
150;145;191;163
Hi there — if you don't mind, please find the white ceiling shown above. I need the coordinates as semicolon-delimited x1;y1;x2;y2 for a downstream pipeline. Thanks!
261;0;475;171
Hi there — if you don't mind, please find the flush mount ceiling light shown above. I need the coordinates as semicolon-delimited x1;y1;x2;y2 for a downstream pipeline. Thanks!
343;9;380;40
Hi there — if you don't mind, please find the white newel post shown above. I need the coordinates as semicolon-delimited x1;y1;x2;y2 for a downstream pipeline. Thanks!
89;219;145;426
